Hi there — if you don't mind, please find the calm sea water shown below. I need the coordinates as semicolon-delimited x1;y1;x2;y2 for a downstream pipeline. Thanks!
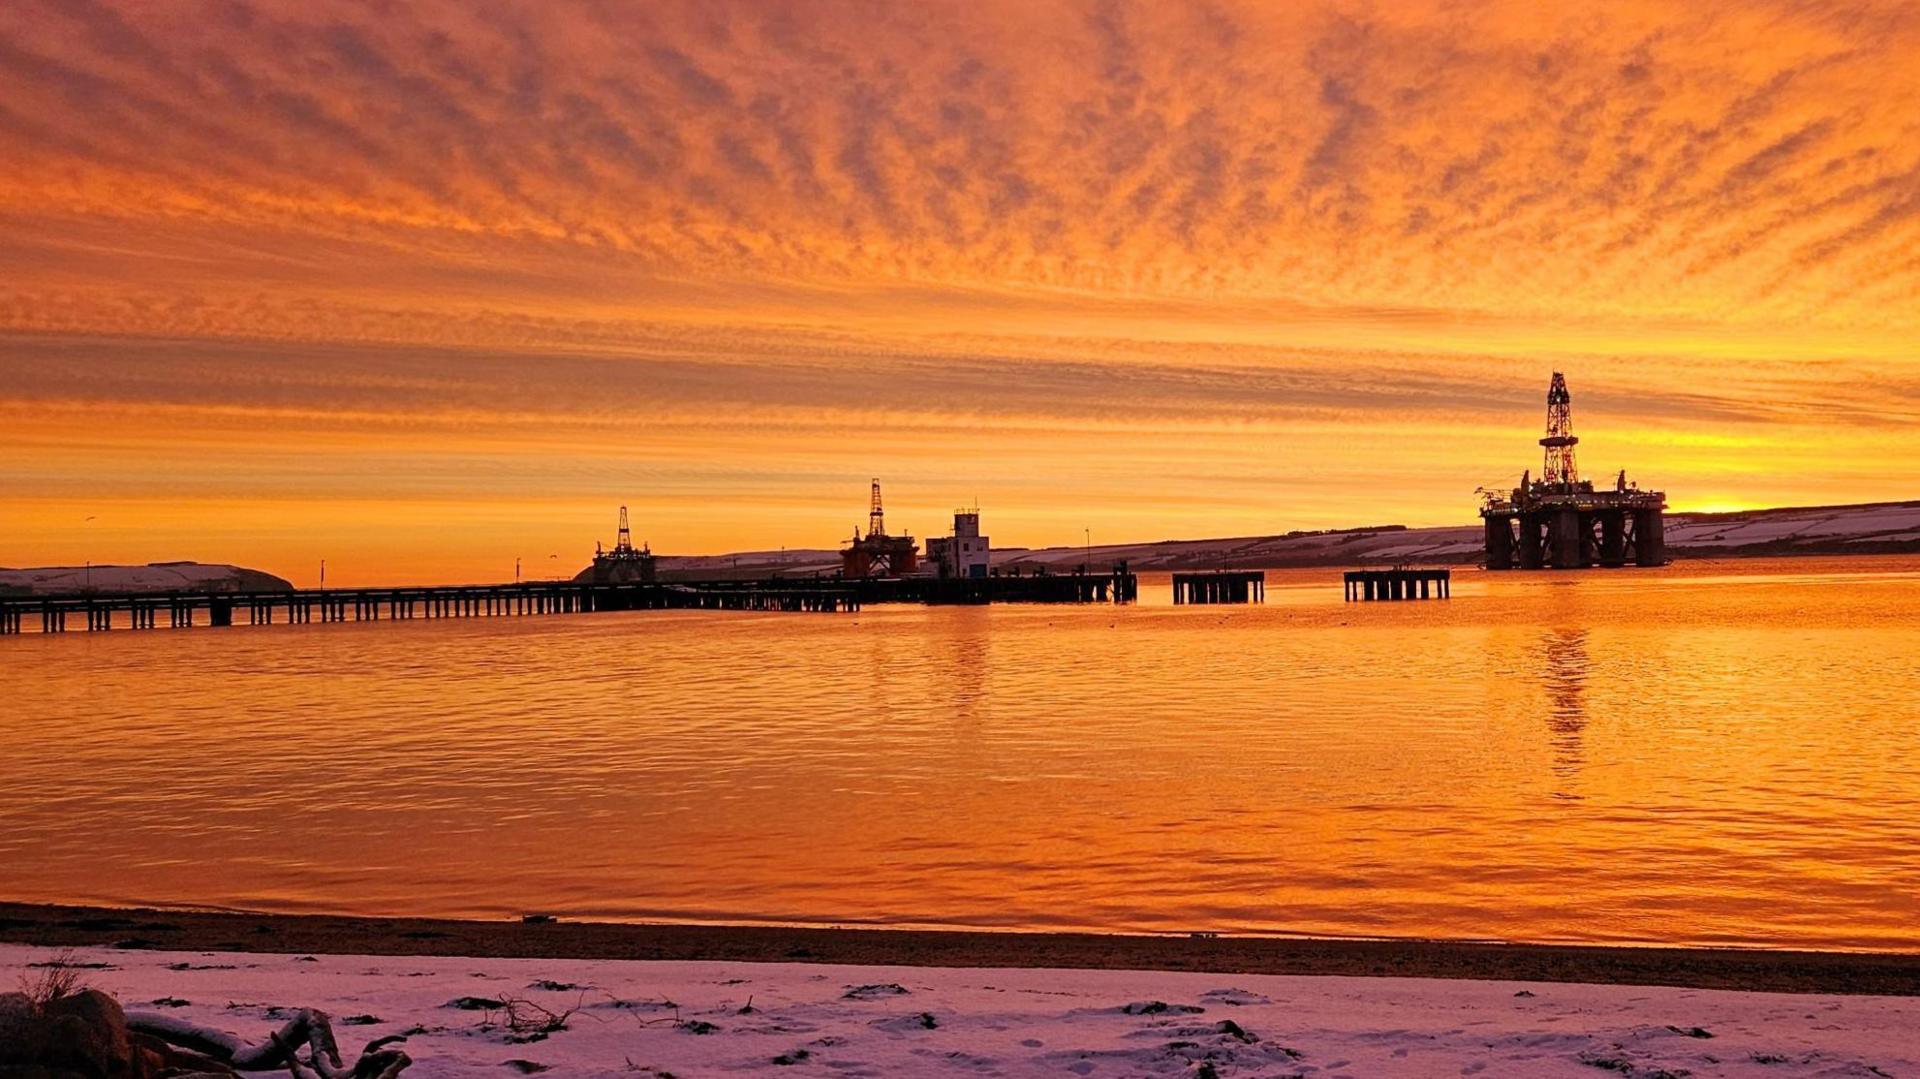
4;556;1918;950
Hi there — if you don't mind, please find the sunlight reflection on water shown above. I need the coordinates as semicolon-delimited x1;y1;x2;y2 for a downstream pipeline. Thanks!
3;556;1918;949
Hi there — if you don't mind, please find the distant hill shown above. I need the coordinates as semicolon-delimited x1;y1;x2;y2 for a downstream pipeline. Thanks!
28;504;1909;593
1666;500;1920;557
0;562;294;597
654;500;1920;576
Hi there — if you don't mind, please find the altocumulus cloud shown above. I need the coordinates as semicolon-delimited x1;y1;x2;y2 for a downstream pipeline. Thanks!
0;0;1916;328
1;0;1918;566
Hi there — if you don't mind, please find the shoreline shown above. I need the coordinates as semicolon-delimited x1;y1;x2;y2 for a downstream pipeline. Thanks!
6;902;1920;996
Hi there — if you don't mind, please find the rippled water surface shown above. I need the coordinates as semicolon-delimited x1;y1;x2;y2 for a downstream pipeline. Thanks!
5;556;1919;949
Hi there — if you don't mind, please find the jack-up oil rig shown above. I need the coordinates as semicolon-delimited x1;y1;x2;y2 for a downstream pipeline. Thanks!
577;505;658;584
1481;373;1667;569
841;479;919;579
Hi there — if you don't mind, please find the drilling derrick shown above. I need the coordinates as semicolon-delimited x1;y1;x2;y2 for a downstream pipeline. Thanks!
1479;374;1667;571
841;478;919;579
616;505;636;555
1540;372;1579;488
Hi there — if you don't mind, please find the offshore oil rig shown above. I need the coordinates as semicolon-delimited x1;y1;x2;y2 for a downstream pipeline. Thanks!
576;505;657;584
1481;373;1667;569
841;479;919;579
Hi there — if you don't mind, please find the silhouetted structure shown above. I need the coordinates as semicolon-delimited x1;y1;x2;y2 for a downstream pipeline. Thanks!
1481;373;1668;570
1541;372;1578;486
925;508;990;579
1172;571;1265;604
0;579;859;633
1344;568;1450;601
578;505;658;584
860;565;1134;605
841;479;918;578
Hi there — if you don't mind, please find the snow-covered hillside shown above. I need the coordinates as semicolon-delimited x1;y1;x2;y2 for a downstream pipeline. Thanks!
654;500;1920;576
1666;501;1920;553
995;525;1485;571
0;562;293;596
23;504;1915;591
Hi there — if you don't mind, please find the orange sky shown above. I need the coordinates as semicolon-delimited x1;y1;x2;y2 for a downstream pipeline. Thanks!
2;0;1918;584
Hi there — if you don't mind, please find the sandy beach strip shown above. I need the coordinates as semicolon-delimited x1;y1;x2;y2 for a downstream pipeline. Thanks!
6;941;1919;1077
5;903;1920;997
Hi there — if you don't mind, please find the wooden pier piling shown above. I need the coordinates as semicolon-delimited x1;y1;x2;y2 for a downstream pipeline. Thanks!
1343;568;1451;602
1171;571;1266;605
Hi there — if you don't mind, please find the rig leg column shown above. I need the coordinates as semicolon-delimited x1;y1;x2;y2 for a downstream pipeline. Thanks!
1551;509;1583;569
1635;509;1666;566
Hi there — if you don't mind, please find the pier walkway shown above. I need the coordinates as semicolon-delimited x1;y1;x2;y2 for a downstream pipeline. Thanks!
0;580;858;634
851;568;1137;606
0;567;1142;635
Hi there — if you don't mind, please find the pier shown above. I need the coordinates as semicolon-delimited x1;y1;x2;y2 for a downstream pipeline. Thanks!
0;580;859;634
1344;568;1450;602
0;568;1143;635
844;566;1137;606
1171;571;1266;604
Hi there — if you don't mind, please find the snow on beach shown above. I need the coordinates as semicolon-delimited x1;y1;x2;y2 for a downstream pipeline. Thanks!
6;945;1916;1077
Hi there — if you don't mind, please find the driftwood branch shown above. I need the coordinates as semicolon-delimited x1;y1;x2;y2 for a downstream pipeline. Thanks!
126;1008;410;1078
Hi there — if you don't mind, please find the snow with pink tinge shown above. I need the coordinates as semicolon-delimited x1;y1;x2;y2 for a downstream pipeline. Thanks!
5;945;1916;1077
0;563;287;595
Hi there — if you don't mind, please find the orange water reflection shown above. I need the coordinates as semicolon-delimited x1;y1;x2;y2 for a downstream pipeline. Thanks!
3;556;1918;950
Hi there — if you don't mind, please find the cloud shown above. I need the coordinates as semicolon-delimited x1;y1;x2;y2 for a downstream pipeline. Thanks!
1;0;1919;567
0;0;1913;323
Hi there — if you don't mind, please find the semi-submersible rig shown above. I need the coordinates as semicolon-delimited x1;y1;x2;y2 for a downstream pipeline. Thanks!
1480;373;1668;570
